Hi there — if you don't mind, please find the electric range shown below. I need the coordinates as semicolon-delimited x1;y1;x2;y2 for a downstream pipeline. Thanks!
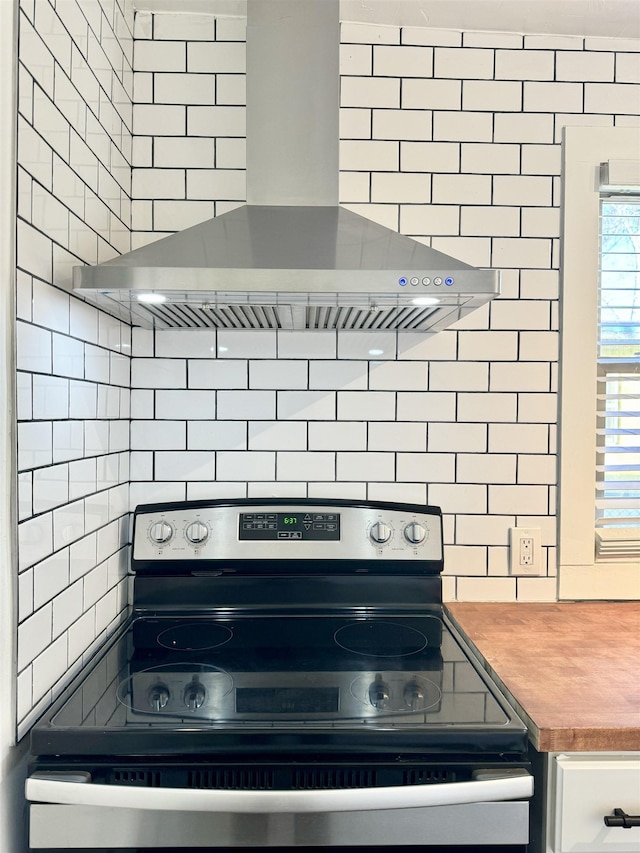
26;498;533;851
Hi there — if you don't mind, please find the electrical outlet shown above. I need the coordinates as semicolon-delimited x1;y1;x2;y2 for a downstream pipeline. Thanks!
509;527;543;576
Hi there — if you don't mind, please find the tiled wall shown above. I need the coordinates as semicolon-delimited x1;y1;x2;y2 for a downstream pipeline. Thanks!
15;0;134;736
129;12;639;604
14;3;640;733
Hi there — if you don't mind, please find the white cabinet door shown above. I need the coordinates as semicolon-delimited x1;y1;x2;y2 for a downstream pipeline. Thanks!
553;754;640;852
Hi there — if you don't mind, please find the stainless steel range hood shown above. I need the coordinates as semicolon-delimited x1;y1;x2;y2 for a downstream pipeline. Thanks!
73;0;499;332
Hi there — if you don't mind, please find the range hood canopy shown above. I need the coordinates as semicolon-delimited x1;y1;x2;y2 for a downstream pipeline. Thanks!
73;0;500;332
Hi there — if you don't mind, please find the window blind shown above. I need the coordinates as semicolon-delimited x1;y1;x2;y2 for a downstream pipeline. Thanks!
597;174;640;559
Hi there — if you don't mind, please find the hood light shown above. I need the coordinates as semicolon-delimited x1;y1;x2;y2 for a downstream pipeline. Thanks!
412;296;440;306
137;293;167;304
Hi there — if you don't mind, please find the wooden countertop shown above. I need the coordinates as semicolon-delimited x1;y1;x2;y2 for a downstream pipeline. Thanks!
446;602;640;753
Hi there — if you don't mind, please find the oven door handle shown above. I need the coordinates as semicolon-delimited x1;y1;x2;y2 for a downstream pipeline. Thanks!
26;769;533;813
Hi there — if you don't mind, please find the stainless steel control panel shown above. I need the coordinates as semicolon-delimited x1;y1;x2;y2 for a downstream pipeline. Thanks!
132;503;443;563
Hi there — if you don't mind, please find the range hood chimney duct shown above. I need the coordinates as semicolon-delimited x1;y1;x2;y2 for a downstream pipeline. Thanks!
72;0;500;332
246;0;339;207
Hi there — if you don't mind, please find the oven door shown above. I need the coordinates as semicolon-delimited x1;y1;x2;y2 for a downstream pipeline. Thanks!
27;769;532;848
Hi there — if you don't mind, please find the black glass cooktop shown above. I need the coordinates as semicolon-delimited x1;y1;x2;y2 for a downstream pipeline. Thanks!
30;611;528;758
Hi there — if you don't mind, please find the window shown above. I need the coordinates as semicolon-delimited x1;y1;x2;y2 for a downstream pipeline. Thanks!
559;127;640;600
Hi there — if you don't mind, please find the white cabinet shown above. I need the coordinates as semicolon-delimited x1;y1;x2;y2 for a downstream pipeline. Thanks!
547;752;640;852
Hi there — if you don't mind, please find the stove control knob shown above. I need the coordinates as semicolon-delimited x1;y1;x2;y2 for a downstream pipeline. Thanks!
368;674;391;710
370;521;391;544
149;521;173;546
403;679;425;710
185;521;209;546
403;522;426;545
148;683;170;712
184;680;206;711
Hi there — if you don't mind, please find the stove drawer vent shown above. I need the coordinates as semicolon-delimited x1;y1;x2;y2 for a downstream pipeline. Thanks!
111;769;162;787
292;768;376;789
188;769;275;790
404;768;454;785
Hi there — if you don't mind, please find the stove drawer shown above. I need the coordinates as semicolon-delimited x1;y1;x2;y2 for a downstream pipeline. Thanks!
29;801;530;848
27;770;532;848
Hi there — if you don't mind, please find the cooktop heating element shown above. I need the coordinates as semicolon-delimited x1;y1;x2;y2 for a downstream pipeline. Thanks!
27;498;533;851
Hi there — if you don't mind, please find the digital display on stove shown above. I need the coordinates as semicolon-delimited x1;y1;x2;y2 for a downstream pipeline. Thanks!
239;512;340;541
236;687;339;714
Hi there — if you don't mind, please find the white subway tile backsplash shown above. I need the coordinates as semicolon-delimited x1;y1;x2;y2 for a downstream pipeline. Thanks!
131;419;186;450
308;421;366;451
616;52;640;83
518;393;558;423
337;391;394;421
278;452;336;482
342;76;400;108
248;421;307;451
156;389;216;420
68;458;98;500
33;375;69;420
17;603;53;672
430;483;487;514
457;453;516;484
18;514;54;573
489;484;549;515
216;451;274;481
433;110;493;141
187;359;246;389
217;331;276;359
585;82;640;114
490;299;551;330
187;104;245;137
18;422;52;471
400;204;457;235
400;140;459;172
154;450;215;482
278;391;336;421
250;361;308;390
397;332;457;361
432;173;491;204
396;452;455;483
435;47;494;78
369;360;427;390
16;321;52;374
132;357;186;388
33;549;69;611
396;391;456;422
33;464;70;513
16;8;637;728
216;73;246;105
428;423;487;453
368;422;426;452
277;332;337;360
341;139;399;172
457;392;517;423
135;40;185;72
154;71;215;105
185;171;244;202
308;361;367;390
496;49;555;81
489;423;549;454
456;576;517;601
338;331;396;360
463;80;522;111
337;452;395;482
215;390;274;420
372;109;432;141
403;78;460;110
134;102;186;135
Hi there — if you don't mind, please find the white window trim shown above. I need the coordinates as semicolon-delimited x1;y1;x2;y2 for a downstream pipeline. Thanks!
559;126;640;600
